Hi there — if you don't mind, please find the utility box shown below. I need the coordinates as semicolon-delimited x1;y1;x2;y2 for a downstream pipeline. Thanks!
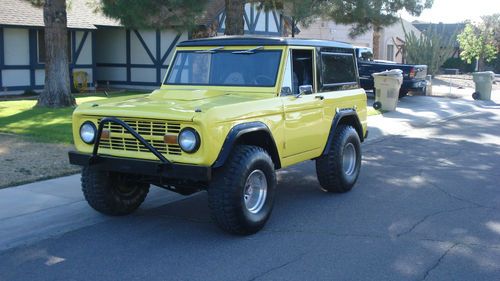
372;69;403;111
472;71;495;101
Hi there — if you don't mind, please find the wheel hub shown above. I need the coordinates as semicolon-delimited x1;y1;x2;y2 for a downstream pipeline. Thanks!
342;143;356;176
243;170;268;214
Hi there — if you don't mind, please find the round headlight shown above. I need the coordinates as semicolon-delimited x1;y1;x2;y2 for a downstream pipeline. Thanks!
178;128;200;153
80;121;97;144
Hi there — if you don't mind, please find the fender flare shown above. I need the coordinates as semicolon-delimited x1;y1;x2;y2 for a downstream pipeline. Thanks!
212;122;280;168
321;109;364;155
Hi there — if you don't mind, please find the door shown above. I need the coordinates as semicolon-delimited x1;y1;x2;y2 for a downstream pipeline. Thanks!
281;48;324;158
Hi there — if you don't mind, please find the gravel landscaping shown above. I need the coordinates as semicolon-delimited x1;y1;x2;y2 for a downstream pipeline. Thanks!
0;133;79;189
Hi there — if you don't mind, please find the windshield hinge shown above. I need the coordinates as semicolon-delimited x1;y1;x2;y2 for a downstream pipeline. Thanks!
232;46;264;54
195;46;224;53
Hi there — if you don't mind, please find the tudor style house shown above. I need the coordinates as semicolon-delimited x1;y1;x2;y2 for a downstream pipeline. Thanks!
0;0;291;94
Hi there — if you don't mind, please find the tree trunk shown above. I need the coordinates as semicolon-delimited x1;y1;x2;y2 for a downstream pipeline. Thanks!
36;0;75;108
224;0;245;35
477;57;485;71
372;26;382;60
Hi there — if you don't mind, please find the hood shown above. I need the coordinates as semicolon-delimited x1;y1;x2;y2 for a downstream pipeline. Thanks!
75;89;272;121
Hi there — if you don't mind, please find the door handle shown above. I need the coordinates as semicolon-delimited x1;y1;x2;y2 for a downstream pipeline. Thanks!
315;95;324;100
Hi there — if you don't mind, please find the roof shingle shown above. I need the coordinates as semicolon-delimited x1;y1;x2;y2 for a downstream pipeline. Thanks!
0;0;121;29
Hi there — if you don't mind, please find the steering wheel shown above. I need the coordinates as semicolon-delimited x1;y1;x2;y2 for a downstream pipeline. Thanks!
253;75;273;85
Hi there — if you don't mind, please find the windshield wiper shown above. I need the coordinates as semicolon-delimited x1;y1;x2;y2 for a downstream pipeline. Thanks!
232;46;264;54
195;46;224;53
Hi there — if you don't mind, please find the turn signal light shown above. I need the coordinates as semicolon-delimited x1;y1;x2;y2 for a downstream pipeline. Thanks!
100;130;110;140
164;134;178;144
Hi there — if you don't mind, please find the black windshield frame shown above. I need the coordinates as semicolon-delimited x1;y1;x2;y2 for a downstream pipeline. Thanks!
164;49;283;87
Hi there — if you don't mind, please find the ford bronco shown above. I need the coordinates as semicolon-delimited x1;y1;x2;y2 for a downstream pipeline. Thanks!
69;37;368;235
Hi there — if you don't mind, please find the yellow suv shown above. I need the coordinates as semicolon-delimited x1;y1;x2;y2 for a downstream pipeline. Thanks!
69;37;368;235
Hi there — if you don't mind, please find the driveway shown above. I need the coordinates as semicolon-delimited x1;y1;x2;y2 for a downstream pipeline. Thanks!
0;95;499;280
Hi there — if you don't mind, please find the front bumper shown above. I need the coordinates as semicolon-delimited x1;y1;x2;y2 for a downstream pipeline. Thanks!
402;79;427;90
69;116;211;182
69;151;211;182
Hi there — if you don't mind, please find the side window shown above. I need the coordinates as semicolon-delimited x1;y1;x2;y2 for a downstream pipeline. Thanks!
320;52;357;91
291;49;314;95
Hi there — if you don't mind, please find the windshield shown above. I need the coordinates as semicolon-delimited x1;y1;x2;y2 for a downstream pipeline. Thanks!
165;50;282;87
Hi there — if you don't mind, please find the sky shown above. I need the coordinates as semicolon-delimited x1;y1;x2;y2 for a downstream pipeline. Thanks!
399;0;500;23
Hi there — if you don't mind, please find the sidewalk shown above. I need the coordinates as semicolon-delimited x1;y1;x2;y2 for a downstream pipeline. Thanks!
1;90;498;251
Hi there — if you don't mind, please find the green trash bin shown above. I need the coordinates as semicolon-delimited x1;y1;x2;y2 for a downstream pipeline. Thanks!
372;69;403;111
472;71;495;100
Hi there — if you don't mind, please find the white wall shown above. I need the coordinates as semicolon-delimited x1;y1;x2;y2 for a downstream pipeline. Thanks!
131;30;155;65
297;20;373;47
2;28;31;89
95;27;187;86
1;70;30;87
380;19;422;62
3;28;30;65
95;28;126;63
75;31;92;65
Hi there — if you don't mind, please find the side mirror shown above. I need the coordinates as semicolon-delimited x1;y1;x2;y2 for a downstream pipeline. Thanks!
296;85;313;98
280;86;292;96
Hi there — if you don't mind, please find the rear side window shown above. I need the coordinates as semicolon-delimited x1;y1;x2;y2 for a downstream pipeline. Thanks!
321;52;357;87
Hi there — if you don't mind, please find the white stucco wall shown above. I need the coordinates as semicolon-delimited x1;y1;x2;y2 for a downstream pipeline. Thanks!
2;70;30;87
96;67;126;82
160;30;188;66
130;30;155;65
297;20;373;47
298;19;422;63
380;19;422;62
131;68;156;83
2;28;31;89
75;31;92;65
95;28;126;64
3;28;30;65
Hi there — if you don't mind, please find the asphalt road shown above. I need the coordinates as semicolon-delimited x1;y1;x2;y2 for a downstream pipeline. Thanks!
1;104;500;281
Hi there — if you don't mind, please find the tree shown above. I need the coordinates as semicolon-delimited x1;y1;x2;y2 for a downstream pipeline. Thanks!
457;23;497;71
33;0;75;108
402;22;456;75
224;0;245;35
324;0;433;59
100;0;207;30
481;14;500;50
257;0;328;37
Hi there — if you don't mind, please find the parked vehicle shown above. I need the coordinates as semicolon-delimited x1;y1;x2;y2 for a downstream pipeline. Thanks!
69;37;368;235
355;47;428;97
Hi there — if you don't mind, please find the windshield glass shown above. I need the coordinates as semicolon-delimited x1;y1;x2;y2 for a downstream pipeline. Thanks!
165;50;282;87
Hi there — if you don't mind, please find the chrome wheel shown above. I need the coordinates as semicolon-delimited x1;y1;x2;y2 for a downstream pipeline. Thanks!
342;143;356;176
243;170;268;214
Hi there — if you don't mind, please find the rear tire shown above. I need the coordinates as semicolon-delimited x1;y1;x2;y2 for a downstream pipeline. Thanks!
316;125;361;193
82;168;149;215
399;89;408;98
208;145;277;235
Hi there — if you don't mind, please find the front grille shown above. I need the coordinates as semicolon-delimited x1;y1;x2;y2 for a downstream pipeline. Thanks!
97;118;182;156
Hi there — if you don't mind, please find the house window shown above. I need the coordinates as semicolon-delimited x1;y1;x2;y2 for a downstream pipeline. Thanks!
37;30;72;63
386;44;394;61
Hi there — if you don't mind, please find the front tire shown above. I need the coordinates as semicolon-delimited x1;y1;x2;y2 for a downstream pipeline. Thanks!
82;168;150;216
316;124;361;193
208;145;277;235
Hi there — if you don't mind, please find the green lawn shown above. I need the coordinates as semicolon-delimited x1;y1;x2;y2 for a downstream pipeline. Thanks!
0;92;147;144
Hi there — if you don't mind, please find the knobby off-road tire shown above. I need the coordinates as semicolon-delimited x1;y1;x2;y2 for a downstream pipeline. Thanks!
82;167;150;216
208;145;277;235
316;124;361;193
